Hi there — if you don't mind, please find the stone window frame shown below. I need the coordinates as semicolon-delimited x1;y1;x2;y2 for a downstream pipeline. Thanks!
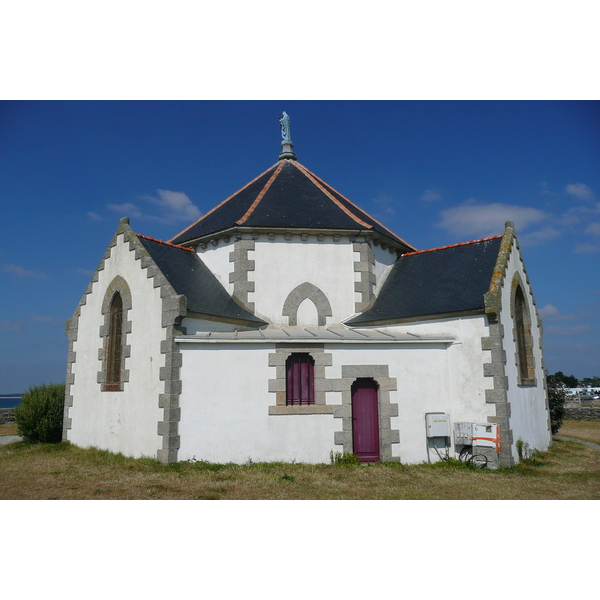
331;365;400;462
97;275;132;392
268;344;334;415
510;273;536;386
285;352;315;405
282;282;332;326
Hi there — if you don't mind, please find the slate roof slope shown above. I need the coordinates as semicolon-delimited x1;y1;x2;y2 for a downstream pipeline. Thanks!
169;159;415;252
346;236;503;325
137;235;267;326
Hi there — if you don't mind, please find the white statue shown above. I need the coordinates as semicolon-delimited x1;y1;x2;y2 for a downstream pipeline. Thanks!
279;112;292;142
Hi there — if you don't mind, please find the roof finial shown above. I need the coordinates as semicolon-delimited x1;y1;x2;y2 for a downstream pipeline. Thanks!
278;111;297;160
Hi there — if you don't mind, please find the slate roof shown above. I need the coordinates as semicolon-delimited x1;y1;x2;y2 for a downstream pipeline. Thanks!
169;159;415;252
137;235;267;326
346;236;503;325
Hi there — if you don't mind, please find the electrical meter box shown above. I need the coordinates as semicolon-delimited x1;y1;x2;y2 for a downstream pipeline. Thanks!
472;423;500;451
425;413;451;438
454;422;472;445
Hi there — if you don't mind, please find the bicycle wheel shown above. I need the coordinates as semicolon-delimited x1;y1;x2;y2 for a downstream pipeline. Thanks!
467;453;488;469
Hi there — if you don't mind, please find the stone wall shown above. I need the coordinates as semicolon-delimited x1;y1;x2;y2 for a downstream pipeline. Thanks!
565;407;600;421
0;408;16;425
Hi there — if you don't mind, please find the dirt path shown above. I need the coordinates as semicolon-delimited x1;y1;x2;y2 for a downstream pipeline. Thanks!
0;435;22;446
554;435;600;451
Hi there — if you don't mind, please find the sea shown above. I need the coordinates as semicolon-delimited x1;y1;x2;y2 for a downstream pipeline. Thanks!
0;397;22;409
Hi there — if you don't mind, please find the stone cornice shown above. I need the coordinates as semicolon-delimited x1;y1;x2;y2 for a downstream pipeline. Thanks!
182;226;405;254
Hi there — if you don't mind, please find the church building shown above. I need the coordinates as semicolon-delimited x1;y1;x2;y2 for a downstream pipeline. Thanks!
63;114;551;467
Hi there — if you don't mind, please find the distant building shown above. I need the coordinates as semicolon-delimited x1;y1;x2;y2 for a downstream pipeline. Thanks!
63;118;551;467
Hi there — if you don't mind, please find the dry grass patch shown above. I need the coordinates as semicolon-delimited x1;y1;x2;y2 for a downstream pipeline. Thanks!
0;422;18;436
1;437;599;500
558;419;600;444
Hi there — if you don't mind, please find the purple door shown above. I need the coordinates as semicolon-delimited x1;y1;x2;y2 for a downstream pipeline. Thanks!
352;378;380;462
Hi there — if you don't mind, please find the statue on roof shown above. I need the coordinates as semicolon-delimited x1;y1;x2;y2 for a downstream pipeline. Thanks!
279;112;292;142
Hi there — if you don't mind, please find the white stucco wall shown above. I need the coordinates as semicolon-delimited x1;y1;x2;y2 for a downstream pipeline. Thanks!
371;243;398;294
251;237;357;325
67;233;165;458
176;315;496;465
196;242;235;294
499;239;550;459
178;344;340;464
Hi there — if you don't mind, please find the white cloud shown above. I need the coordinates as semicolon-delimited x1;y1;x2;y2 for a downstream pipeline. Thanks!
2;263;49;280
420;189;442;202
0;320;21;331
372;193;397;217
108;190;201;224
107;202;144;219
574;242;600;254
436;200;547;238
546;324;594;336
565;183;595;202
30;314;54;322
584;222;600;236
539;304;576;321
520;226;561;247
142;189;201;223
86;211;102;221
71;267;94;276
539;304;560;319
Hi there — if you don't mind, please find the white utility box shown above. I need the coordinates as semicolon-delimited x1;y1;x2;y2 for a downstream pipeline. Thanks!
454;422;472;445
454;422;500;451
472;423;500;451
425;413;451;438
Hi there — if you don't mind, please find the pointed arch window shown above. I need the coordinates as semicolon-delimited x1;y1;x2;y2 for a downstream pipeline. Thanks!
105;292;123;390
513;283;536;386
99;275;131;392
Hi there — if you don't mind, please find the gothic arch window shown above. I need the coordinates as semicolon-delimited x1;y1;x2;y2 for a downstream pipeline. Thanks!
99;275;132;391
512;277;536;386
106;292;123;388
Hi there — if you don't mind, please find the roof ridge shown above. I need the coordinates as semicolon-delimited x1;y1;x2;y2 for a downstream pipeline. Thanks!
236;161;286;225
136;233;196;252
299;163;417;250
167;162;280;243
402;235;503;257
292;161;373;230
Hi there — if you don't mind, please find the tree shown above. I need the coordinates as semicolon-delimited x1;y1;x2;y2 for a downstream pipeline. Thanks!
546;372;567;435
551;371;579;388
14;382;65;443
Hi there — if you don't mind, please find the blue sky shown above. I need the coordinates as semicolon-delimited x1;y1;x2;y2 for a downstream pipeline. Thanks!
1;100;599;391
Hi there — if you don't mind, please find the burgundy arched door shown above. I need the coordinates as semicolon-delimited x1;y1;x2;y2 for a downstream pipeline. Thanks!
352;378;380;462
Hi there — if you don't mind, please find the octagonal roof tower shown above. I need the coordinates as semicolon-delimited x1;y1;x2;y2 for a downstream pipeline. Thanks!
169;113;415;254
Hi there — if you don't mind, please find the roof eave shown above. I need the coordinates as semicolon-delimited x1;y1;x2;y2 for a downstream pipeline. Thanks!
345;307;487;327
176;225;412;253
185;309;268;328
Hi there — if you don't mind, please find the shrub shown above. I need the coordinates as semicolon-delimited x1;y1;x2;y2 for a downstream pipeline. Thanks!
330;451;362;465
546;372;567;435
15;383;65;443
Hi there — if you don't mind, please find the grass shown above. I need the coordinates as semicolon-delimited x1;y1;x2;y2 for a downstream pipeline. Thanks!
557;419;600;444
0;422;18;436
1;423;599;499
